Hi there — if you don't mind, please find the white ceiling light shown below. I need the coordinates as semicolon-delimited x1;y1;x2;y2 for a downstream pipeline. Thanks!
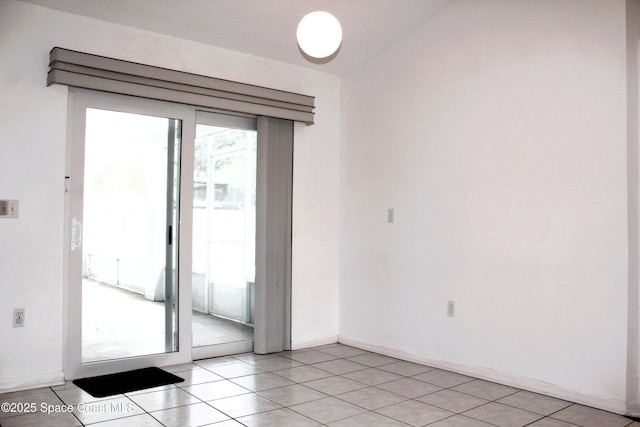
296;9;343;59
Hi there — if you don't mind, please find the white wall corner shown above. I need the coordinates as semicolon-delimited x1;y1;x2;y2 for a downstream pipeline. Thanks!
626;374;640;417
627;403;640;419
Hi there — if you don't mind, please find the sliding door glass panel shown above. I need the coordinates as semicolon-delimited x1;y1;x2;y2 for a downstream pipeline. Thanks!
81;108;180;362
193;123;256;347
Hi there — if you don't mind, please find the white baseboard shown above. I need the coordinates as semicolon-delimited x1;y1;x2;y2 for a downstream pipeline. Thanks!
0;372;65;394
338;337;627;415
291;335;338;350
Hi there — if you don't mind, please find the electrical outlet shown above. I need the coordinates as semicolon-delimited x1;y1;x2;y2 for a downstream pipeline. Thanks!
447;300;455;317
387;208;395;224
13;308;25;327
0;200;19;218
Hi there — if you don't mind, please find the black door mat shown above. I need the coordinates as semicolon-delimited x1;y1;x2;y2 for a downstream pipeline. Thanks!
73;367;184;398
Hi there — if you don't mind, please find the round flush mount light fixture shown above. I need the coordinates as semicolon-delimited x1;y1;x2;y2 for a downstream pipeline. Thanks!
296;10;343;59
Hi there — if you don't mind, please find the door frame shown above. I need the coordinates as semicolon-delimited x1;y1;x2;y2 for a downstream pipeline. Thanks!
63;89;195;379
191;111;257;360
63;90;292;379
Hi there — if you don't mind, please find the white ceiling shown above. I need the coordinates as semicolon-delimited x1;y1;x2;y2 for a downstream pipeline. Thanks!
18;0;451;76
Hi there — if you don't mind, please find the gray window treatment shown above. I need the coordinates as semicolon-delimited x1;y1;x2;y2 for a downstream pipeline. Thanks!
47;47;315;124
254;117;294;353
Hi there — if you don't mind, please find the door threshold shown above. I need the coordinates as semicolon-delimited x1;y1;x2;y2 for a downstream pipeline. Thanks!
192;340;254;360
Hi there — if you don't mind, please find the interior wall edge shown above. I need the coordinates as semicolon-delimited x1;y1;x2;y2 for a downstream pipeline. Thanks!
627;0;640;416
338;336;627;416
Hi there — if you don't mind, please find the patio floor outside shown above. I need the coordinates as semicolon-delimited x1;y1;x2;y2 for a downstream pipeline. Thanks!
82;279;253;362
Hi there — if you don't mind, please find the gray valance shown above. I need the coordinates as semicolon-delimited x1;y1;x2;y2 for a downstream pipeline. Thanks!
47;47;315;124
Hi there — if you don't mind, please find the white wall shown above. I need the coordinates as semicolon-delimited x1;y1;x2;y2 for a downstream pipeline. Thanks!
0;0;340;391
340;0;629;413
626;0;640;414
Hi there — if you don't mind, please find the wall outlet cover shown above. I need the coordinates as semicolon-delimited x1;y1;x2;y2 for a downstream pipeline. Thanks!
13;308;25;327
0;200;18;218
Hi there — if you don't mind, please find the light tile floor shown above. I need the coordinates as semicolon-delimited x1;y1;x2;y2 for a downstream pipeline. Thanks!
1;344;639;426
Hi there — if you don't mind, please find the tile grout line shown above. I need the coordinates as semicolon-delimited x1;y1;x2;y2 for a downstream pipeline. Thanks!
4;345;640;427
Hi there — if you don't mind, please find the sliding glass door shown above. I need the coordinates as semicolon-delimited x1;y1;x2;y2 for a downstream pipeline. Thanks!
67;91;193;378
192;112;257;358
65;91;289;377
80;108;180;362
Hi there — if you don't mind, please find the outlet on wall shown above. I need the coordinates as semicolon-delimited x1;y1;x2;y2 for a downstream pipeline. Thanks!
0;200;19;218
13;308;25;327
447;300;455;317
387;208;395;224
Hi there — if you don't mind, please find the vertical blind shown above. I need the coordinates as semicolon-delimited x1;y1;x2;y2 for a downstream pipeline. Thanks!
254;117;294;354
